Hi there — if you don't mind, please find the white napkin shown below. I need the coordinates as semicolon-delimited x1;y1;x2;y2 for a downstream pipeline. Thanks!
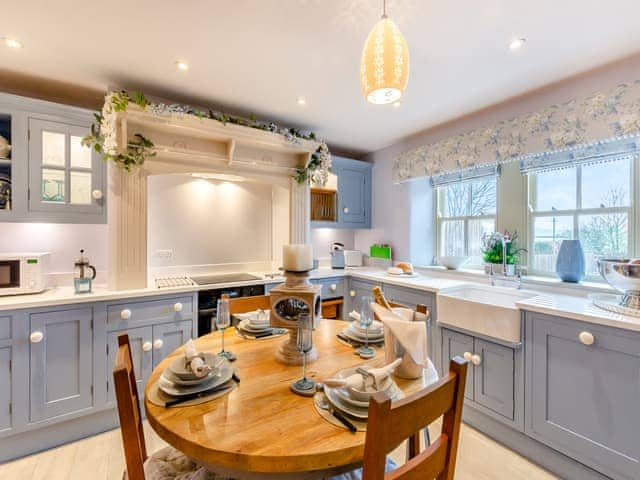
372;304;428;366
184;339;211;378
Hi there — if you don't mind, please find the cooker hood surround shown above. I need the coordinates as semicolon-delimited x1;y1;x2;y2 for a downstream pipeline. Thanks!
108;106;319;290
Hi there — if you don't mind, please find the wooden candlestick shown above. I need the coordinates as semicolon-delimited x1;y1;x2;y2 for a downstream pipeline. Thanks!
269;270;322;366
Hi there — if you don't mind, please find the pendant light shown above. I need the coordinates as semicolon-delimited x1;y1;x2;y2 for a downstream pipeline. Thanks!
360;0;410;105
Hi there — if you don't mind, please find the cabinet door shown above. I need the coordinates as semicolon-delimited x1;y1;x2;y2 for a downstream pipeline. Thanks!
441;329;474;401
383;285;434;310
474;338;515;420
338;166;368;226
528;314;640;480
29;307;93;422
152;321;193;369
348;279;381;314
0;346;11;432
28;118;105;219
106;326;153;403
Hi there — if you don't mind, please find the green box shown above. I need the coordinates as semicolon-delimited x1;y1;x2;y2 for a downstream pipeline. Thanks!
370;245;392;259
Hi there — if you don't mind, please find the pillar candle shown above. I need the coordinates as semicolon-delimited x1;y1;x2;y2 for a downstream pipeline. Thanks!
282;244;314;272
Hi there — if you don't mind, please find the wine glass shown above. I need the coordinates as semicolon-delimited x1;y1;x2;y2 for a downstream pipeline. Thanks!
357;296;375;359
216;298;236;360
291;313;315;394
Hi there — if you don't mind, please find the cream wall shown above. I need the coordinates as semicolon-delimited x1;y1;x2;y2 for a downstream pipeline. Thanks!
357;53;640;265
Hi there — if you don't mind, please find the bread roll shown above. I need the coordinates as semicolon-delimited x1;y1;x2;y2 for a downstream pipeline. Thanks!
396;262;414;274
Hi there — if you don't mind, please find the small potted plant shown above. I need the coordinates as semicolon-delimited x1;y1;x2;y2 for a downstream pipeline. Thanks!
481;230;526;275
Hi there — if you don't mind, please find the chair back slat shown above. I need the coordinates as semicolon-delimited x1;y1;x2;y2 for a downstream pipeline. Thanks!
362;357;468;480
228;295;271;315
114;334;147;480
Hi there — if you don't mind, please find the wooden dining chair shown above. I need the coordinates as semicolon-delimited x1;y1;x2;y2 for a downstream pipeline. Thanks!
361;357;468;480
113;333;231;480
227;294;271;315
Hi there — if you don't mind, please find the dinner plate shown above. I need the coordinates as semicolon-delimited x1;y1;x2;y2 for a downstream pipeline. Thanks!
385;272;420;278
159;358;234;396
334;381;399;408
342;327;384;342
350;320;383;334
168;352;223;380
238;319;273;333
324;385;369;419
161;367;219;386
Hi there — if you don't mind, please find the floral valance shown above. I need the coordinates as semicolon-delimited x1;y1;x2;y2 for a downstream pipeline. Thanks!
393;80;640;183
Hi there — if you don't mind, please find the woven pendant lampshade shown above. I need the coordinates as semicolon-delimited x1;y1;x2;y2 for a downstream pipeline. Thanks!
360;3;410;105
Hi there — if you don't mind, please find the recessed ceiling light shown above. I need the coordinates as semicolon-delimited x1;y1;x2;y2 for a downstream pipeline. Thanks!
508;37;526;51
393;101;402;108
296;97;306;106
2;37;22;49
175;60;189;71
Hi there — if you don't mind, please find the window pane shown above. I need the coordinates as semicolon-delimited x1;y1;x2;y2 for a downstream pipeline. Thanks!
534;168;576;211
579;213;628;276
70;171;92;204
469;218;496;264
581;159;631;209
42;131;65;167
531;215;573;272
42;168;65;202
469;179;496;216
440;184;469;217
70;135;91;168
440;220;465;256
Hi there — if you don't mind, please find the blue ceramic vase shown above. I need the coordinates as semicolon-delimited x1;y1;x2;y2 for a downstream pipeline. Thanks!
555;240;586;283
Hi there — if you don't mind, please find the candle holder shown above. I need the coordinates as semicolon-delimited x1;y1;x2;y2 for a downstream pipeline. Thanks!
269;270;322;365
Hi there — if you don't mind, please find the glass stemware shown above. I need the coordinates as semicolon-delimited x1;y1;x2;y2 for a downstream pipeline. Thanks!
216;297;236;360
291;313;315;394
356;296;375;359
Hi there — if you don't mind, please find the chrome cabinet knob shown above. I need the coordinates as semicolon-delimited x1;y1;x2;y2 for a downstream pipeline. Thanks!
471;354;482;366
142;341;153;352
120;309;132;320
174;302;183;312
579;331;595;346
153;339;164;350
30;331;44;343
463;351;473;362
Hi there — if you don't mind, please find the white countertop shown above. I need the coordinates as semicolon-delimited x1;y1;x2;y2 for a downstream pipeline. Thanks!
2;266;639;332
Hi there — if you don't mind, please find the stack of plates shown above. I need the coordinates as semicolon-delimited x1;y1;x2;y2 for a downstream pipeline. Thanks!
323;366;401;419
236;310;281;337
340;320;385;344
158;353;233;397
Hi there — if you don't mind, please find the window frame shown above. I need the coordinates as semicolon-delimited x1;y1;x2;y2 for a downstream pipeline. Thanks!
527;158;638;280
435;177;498;268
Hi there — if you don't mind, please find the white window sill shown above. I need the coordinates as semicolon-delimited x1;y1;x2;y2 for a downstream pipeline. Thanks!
417;265;615;296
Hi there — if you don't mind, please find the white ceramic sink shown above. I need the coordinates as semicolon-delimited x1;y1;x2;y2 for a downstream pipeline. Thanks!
436;285;539;343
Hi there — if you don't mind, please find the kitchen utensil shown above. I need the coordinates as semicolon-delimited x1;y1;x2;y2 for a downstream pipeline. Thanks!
598;258;640;309
316;393;357;432
330;242;345;269
164;383;233;407
73;249;97;294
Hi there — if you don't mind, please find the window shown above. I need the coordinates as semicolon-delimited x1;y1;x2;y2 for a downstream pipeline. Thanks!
528;157;635;277
437;177;497;267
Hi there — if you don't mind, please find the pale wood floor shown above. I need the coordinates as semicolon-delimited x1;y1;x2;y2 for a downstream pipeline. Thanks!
0;421;558;479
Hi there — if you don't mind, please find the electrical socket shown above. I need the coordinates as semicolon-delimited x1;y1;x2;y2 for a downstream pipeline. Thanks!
155;249;174;260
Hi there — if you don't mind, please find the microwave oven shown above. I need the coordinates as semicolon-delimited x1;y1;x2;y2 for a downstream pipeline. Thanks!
0;253;50;296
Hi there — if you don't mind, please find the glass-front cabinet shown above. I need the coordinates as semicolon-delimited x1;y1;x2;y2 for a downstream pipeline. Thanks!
0;92;105;223
28;118;103;216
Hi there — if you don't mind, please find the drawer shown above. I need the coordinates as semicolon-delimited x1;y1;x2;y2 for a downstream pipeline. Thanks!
0;316;10;341
107;296;193;330
315;278;346;299
383;284;434;310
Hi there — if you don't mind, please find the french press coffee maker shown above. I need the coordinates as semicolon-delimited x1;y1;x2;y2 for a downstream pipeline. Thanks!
74;249;97;294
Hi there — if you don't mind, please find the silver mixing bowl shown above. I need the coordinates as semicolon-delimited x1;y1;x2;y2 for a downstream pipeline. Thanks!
597;259;640;309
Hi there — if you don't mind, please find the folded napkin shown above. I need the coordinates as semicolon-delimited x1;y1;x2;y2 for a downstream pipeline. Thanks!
184;339;211;378
372;304;428;367
236;309;270;325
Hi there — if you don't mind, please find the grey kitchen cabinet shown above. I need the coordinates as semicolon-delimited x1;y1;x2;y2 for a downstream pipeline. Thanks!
29;306;94;423
0;92;105;224
441;328;518;425
0;346;11;433
152;320;193;368
311;156;371;229
383;284;434;310
106;326;153;403
347;278;382;313
526;312;640;480
312;277;346;300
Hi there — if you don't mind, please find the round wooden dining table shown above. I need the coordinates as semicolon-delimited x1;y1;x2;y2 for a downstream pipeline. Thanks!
145;320;430;480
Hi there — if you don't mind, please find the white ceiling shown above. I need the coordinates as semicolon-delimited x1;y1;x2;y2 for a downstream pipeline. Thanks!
3;0;640;156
